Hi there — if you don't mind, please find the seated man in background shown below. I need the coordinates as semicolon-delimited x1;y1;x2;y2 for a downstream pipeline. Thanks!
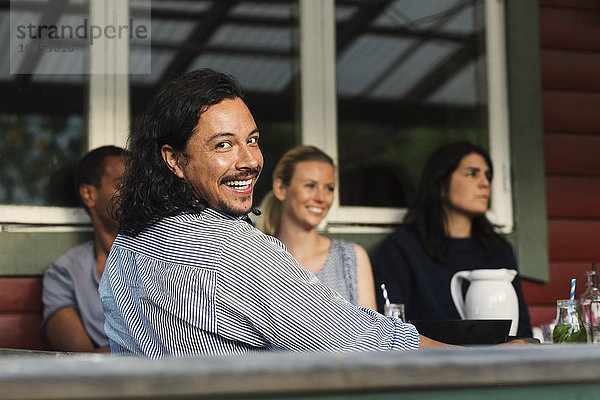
42;145;128;352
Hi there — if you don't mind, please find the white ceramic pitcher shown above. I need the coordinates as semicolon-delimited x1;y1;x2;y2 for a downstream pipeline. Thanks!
450;268;519;336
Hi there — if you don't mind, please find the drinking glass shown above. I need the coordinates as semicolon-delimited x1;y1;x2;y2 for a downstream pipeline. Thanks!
580;270;600;344
384;303;406;322
552;299;587;344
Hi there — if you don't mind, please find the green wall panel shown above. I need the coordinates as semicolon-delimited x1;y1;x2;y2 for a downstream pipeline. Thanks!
325;232;389;262
0;231;92;276
505;1;549;282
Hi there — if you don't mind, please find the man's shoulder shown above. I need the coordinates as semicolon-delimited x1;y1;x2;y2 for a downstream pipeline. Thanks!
172;210;267;238
125;209;279;242
117;211;237;240
112;210;273;265
200;212;288;257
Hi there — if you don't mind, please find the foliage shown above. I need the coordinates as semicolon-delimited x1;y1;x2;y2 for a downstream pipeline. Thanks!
0;114;85;206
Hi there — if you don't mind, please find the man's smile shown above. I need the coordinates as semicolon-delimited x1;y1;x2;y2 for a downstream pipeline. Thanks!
220;167;261;196
224;178;254;194
224;178;253;192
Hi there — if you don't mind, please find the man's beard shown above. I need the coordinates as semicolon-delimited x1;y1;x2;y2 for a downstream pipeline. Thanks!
216;167;261;218
216;195;254;218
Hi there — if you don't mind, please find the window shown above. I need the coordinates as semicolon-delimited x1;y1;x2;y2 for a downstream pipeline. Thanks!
1;0;511;233
1;0;88;224
130;0;301;205
1;0;143;226
300;0;512;232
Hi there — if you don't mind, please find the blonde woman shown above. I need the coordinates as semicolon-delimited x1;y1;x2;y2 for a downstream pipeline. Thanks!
259;145;376;309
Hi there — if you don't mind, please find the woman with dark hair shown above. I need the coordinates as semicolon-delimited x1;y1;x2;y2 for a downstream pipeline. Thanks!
373;141;532;337
258;145;376;309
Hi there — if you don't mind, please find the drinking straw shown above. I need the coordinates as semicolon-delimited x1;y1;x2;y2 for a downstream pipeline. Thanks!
570;278;576;301
593;262;598;288
380;284;390;307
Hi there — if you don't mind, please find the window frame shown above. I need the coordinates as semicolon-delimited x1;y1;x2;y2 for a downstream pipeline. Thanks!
0;0;129;227
3;0;512;233
300;0;514;232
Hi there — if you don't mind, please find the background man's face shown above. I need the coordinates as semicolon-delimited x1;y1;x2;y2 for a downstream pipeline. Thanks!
176;97;263;216
81;155;126;234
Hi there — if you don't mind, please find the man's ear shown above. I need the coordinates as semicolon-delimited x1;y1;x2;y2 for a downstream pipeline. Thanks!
273;178;287;201
161;145;185;179
79;184;95;209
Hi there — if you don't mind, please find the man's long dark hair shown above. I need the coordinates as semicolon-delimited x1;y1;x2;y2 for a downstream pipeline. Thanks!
113;69;245;236
403;141;506;263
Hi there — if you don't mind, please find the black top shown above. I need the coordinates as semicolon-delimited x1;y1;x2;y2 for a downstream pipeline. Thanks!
374;227;533;337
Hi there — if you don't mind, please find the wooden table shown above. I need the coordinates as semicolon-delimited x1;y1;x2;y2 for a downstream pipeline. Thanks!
1;344;599;399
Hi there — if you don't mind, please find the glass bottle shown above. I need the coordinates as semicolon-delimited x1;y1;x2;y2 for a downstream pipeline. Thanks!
579;270;600;344
553;299;587;344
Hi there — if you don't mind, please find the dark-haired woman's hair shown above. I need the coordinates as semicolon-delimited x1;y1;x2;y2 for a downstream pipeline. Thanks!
403;141;506;262
258;145;334;236
113;69;245;236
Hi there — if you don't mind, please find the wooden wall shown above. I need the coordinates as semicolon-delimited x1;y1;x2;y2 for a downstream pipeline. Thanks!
0;277;49;349
522;0;600;327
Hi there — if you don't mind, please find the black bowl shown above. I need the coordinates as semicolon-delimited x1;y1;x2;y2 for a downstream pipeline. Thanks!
410;319;511;345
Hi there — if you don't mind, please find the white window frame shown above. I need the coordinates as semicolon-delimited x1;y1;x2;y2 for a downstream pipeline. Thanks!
2;0;512;234
300;0;513;233
0;0;129;227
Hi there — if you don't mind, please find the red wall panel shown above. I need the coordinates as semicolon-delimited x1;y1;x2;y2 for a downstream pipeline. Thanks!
0;314;47;350
540;7;600;51
548;219;600;260
543;91;600;133
0;277;43;313
522;262;592;304
528;305;557;327
540;0;600;10
545;133;600;176
524;1;600;329
0;278;48;350
546;176;600;218
541;49;600;92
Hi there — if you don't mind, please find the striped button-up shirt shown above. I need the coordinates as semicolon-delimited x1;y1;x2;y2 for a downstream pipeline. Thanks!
99;208;420;358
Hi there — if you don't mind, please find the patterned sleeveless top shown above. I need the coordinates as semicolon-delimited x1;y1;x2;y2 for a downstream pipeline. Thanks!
315;239;359;306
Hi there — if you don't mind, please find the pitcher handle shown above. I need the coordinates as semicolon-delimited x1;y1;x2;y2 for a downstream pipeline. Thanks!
450;270;470;319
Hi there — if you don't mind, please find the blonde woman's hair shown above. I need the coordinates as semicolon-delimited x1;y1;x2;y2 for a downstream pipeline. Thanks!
258;145;334;236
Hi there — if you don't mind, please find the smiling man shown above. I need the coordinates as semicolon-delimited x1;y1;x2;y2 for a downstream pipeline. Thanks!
161;97;262;218
100;69;450;358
